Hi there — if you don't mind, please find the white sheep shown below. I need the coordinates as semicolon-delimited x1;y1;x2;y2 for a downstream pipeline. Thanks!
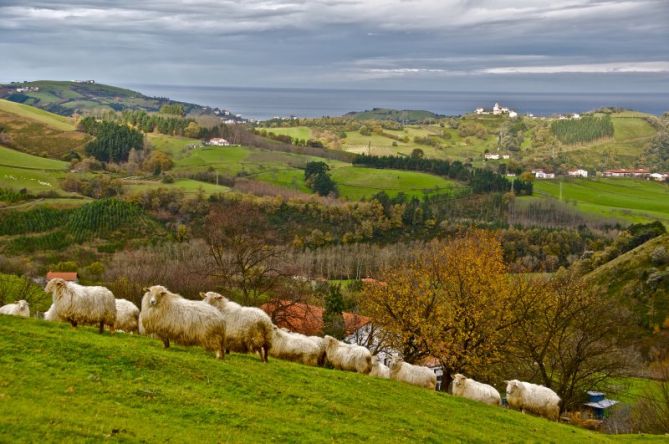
0;300;30;318
44;303;64;322
140;286;227;359
114;299;140;333
44;278;116;333
269;326;325;366
505;379;561;420
324;335;372;374
201;291;273;362
369;356;390;379
389;358;436;390
451;373;501;405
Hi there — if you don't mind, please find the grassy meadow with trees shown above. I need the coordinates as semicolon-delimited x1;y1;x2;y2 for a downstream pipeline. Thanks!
0;82;668;440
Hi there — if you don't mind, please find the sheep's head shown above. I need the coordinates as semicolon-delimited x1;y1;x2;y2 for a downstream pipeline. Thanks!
452;373;466;389
17;300;29;311
147;285;169;306
45;278;66;295
505;380;520;396
200;291;226;308
389;357;404;371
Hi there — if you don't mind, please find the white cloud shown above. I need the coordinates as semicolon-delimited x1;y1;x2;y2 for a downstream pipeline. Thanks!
482;61;669;74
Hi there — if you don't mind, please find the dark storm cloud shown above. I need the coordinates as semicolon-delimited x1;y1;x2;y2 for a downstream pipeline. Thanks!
1;1;667;91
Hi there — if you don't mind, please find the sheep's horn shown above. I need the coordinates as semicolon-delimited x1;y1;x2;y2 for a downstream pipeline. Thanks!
142;287;149;293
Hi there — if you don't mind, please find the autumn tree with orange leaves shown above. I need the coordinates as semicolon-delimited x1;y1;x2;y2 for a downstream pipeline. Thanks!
362;230;517;388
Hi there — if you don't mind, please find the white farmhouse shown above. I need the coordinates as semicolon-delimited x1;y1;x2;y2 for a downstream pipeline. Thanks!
207;138;230;146
484;153;501;160
568;169;588;178
532;169;555;179
650;172;668;181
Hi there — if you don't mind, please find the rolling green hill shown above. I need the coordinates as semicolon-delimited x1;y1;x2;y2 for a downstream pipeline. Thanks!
586;233;669;332
0;315;663;443
345;108;442;123
0;98;90;159
0;81;211;117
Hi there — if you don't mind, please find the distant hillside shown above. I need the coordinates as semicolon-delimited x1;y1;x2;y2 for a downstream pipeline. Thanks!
345;108;443;123
0;80;240;119
0;315;660;443
586;234;669;338
0;98;90;159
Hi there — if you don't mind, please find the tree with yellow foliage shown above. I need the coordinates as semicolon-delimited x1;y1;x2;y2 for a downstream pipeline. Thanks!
362;230;517;387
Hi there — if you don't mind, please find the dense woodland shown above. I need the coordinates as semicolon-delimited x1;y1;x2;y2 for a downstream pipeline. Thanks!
550;115;614;144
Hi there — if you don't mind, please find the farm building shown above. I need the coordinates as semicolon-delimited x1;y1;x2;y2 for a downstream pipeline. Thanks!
568;169;589;178
207;138;230;146
649;172;668;181
261;300;370;337
532;169;555;179
603;169;650;178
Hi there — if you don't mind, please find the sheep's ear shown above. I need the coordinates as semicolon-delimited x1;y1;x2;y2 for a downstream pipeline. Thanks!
215;294;223;300
142;287;149;293
199;292;206;299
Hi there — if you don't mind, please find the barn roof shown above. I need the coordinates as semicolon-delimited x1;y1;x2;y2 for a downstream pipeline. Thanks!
261;300;371;336
46;271;78;281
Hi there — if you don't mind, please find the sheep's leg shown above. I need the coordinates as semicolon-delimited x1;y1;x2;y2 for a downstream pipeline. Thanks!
162;338;170;349
99;321;104;334
262;344;270;363
69;319;78;328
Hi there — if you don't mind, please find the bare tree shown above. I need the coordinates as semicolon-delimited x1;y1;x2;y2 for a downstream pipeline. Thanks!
205;203;285;306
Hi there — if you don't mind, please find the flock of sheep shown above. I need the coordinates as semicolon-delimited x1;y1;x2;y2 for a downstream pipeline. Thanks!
1;278;562;421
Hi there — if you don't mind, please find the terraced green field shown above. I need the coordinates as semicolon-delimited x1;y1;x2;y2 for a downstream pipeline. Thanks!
124;178;230;195
531;178;669;224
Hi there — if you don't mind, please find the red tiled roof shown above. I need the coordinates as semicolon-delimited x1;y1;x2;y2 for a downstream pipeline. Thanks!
46;271;78;281
261;300;371;336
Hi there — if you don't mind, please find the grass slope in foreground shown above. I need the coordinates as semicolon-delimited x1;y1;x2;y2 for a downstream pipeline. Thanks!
531;178;669;225
0;317;661;443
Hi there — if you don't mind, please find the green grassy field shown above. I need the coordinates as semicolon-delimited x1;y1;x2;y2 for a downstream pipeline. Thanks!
0;145;68;170
531;178;669;225
332;166;463;200
147;133;200;158
0;316;663;443
266;126;314;141
0;98;74;131
124;178;230;195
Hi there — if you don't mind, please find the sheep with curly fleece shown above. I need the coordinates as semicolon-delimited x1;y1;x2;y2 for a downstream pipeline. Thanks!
0;300;30;318
201;291;273;362
44;278;116;334
140;286;226;359
269;326;324;366
505;379;561;420
114;299;140;333
389;358;436;390
369;356;390;379
324;336;372;374
451;374;501;405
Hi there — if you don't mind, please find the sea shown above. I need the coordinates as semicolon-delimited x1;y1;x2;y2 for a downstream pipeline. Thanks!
125;84;669;121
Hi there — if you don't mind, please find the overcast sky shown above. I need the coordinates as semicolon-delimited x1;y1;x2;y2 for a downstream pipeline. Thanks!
1;0;668;92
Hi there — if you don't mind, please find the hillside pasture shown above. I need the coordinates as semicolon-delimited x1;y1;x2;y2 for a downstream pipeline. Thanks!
531;178;669;225
0;98;73;131
0;315;661;443
331;166;464;200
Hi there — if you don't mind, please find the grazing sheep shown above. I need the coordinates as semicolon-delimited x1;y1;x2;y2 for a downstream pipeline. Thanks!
269;326;325;366
140;286;226;359
505;379;561;420
323;335;372;374
451;374;501;405
44;278;116;334
389;358;436;390
0;300;30;318
369;356;390;379
114;299;140;333
201;291;273;362
44;303;64;322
